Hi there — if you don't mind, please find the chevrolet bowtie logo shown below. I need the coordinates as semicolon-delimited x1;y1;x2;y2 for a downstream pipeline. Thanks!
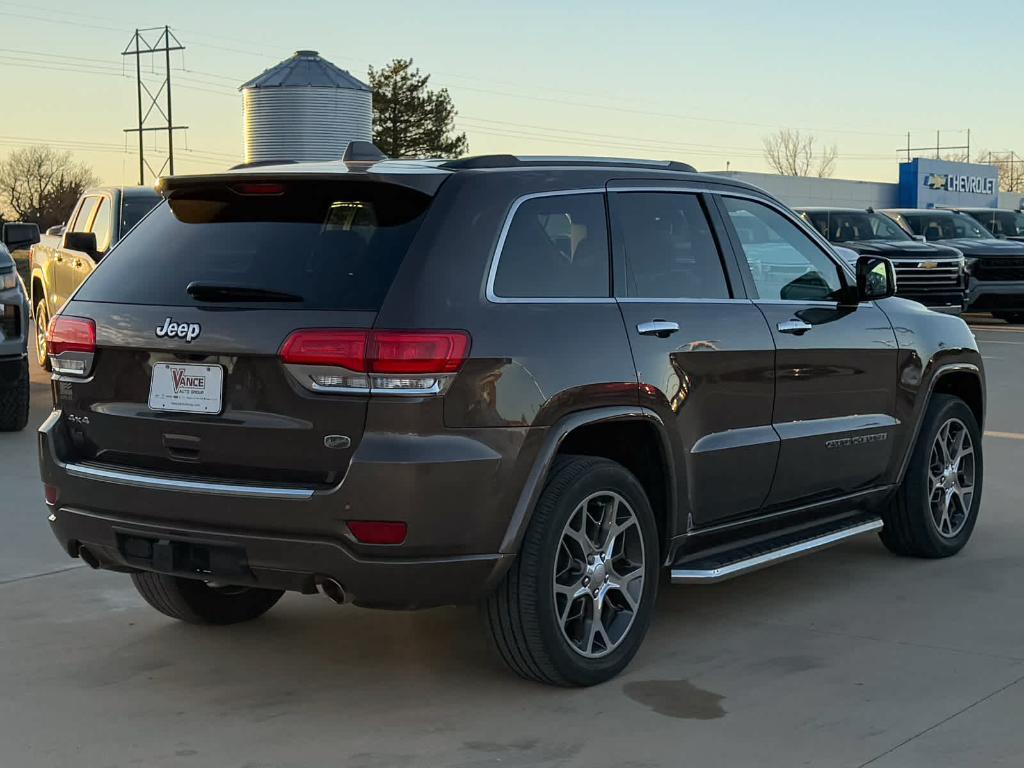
923;174;948;191
918;261;939;269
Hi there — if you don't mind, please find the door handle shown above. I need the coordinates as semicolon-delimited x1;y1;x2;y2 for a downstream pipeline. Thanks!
637;320;680;338
777;319;813;335
55;254;63;263
73;259;83;268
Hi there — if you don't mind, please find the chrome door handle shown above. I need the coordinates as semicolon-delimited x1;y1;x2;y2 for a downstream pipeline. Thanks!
777;319;813;335
637;320;680;338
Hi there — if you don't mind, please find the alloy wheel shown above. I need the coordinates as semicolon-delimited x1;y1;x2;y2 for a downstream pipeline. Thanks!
552;491;645;659
928;417;975;538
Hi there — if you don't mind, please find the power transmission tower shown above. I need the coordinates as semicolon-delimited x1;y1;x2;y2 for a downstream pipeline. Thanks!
899;130;971;163
122;26;187;185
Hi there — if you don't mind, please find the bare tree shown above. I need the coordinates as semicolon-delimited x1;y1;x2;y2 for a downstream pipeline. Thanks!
977;150;1024;193
0;145;98;230
762;128;838;178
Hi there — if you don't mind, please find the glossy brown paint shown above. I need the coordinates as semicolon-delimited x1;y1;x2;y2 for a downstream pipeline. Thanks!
39;163;985;608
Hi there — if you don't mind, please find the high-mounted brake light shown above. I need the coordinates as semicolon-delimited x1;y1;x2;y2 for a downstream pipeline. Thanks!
231;182;286;196
279;329;471;394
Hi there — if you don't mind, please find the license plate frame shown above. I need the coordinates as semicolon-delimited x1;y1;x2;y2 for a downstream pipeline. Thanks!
148;362;224;415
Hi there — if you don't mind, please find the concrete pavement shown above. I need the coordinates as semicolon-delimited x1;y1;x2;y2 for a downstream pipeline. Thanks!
1;322;1023;767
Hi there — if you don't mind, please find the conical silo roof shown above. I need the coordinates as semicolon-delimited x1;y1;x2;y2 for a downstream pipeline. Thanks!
240;50;371;91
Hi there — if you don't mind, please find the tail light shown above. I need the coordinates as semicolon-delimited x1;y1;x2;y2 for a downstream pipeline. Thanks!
279;329;470;395
47;315;96;376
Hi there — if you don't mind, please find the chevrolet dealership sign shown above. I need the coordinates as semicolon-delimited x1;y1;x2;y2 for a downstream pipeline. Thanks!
900;158;1000;208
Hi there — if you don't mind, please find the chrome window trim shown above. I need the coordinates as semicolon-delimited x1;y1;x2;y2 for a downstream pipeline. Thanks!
485;184;857;305
486;189;614;305
64;462;315;499
616;297;753;305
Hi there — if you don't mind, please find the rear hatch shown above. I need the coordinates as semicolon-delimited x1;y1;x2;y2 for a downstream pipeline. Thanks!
59;177;435;488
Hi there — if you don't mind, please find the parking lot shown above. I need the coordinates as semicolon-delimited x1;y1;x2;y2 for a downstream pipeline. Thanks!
0;317;1021;768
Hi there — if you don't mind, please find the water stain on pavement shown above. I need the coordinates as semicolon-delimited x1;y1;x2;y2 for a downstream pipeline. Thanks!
622;678;726;720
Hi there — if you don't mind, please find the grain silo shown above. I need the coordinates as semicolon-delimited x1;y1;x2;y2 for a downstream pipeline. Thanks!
240;50;373;164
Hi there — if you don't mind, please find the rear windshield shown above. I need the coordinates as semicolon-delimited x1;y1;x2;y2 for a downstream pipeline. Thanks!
120;194;162;235
77;181;431;310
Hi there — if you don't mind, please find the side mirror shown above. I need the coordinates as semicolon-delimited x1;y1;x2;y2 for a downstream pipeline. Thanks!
912;234;927;243
856;255;896;301
1;222;40;251
63;231;97;255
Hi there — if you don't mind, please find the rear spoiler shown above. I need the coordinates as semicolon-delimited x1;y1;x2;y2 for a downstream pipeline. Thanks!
157;163;451;198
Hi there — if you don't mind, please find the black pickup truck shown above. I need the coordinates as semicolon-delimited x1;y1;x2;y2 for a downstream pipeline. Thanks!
798;207;966;313
29;186;161;368
882;208;1024;323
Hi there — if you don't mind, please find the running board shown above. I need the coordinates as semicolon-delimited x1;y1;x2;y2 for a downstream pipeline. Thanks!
670;517;883;584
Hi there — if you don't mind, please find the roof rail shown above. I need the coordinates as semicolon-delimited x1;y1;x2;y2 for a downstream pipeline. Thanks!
439;155;697;173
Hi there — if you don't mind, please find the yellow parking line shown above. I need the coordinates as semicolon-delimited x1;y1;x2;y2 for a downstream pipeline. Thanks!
985;431;1024;441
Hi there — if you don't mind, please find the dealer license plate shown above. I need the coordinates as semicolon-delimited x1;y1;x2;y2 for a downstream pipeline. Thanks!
148;363;224;414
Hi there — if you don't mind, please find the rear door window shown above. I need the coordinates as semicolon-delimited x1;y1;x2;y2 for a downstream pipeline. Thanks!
89;197;112;253
492;193;609;298
609;192;731;299
75;181;432;310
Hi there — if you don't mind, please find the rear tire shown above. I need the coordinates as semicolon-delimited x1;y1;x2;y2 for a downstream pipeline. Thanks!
131;572;284;625
0;358;30;432
484;455;659;686
880;394;982;558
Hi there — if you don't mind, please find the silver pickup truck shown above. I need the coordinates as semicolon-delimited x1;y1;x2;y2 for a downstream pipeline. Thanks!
0;223;40;430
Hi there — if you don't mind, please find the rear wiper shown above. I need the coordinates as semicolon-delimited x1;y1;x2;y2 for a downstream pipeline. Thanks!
186;282;304;303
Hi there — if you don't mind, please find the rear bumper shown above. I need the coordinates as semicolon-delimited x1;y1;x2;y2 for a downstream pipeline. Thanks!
966;279;1024;311
48;506;509;608
38;409;530;608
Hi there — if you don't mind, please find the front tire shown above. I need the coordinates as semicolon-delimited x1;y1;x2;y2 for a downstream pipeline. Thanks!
131;572;284;625
881;394;983;558
484;456;659;686
0;358;30;432
34;298;50;371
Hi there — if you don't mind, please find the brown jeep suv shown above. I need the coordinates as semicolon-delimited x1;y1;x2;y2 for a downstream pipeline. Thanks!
39;150;985;686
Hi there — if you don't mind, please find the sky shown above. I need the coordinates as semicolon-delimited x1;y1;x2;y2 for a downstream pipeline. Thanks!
5;0;1021;187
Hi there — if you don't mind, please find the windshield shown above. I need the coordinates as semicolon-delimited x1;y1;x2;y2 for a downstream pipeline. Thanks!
968;210;1024;238
76;181;431;310
901;212;994;241
804;210;910;242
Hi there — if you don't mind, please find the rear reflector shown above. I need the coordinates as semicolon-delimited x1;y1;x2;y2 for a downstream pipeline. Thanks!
44;484;59;506
280;329;470;375
348;520;407;545
47;316;96;356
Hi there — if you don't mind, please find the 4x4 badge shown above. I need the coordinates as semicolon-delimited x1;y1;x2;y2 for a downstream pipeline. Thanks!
155;317;201;343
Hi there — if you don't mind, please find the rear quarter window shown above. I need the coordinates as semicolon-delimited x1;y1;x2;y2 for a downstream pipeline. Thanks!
75;181;432;310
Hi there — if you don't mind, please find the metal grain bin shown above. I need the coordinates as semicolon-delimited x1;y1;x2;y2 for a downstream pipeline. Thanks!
240;50;372;164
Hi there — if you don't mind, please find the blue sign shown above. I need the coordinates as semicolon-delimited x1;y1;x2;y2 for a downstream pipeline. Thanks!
899;158;999;208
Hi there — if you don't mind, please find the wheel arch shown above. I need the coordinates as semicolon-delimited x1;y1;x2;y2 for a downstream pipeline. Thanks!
30;270;45;309
896;362;984;485
499;407;677;563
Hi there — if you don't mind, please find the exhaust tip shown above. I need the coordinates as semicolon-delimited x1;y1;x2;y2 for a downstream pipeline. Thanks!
320;578;346;605
78;546;100;569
